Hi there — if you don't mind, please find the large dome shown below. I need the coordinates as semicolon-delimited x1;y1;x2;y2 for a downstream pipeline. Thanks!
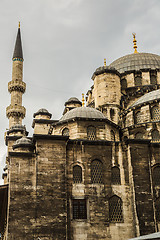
60;107;105;122
109;53;160;74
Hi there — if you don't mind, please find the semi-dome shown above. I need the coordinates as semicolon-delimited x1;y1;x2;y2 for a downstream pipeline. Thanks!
60;107;105;122
131;89;160;108
109;53;160;74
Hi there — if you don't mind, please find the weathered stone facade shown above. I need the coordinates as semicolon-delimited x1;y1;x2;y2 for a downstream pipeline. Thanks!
1;27;160;240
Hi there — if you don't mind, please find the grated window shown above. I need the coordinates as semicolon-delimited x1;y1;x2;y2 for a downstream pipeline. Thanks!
73;165;82;183
151;106;160;121
109;196;123;223
91;160;103;184
111;167;121;185
87;126;96;140
72;199;87;219
135;111;141;124
110;109;115;121
153;166;160;186
152;130;160;142
135;132;143;139
155;197;160;222
62;128;69;136
111;130;115;141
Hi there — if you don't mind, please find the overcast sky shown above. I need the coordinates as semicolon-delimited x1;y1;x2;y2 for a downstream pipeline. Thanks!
0;0;160;184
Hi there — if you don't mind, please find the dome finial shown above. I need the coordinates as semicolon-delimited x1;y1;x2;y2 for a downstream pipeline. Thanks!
104;58;106;66
19;21;20;28
82;93;85;107
132;33;138;53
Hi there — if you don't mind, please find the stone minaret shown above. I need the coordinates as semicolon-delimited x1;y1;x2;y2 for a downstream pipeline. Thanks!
6;23;26;128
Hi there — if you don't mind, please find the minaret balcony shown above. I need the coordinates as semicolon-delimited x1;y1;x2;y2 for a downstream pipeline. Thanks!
8;80;26;93
6;105;26;118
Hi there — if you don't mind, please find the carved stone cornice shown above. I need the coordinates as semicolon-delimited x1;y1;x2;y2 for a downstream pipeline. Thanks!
6;105;26;118
8;80;26;93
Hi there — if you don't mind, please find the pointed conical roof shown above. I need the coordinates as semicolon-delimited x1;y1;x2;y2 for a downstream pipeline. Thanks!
13;26;23;59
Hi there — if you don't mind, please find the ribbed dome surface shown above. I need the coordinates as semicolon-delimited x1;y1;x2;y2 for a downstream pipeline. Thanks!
65;97;82;106
60;107;105;122
131;89;160;108
109;53;160;74
33;108;52;118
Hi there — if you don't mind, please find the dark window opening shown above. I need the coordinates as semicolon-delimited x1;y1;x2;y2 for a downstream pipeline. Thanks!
72;199;87;219
110;108;115;121
91;160;103;184
121;78;127;90
152;129;160;142
109;196;123;223
153;166;160;186
155;197;160;222
111;167;121;185
150;71;157;85
134;72;142;86
73;165;82;183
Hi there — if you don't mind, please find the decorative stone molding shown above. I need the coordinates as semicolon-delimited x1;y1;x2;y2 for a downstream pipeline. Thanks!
6;105;26;118
8;80;26;93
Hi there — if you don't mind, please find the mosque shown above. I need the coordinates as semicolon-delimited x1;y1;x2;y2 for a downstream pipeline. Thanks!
0;24;160;240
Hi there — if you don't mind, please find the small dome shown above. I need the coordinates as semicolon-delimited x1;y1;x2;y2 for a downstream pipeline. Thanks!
65;97;82;106
33;108;52;118
131;89;160;108
109;53;160;74
60;107;105;122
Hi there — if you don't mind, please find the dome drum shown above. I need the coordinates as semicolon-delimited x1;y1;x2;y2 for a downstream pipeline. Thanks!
33;108;52;119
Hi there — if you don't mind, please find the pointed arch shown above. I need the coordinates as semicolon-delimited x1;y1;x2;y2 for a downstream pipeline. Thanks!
109;195;123;223
91;159;103;184
111;166;121;185
73;165;82;183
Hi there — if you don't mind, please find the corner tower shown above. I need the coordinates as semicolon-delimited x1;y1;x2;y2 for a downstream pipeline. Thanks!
6;23;26;128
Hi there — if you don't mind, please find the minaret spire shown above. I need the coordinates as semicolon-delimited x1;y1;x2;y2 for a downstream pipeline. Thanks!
6;24;26;128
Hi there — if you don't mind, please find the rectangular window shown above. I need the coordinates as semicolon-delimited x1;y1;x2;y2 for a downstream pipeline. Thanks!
72;199;87;219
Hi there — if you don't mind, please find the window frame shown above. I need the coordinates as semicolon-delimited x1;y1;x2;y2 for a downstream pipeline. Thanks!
87;125;96;141
73;165;83;184
109;195;123;223
72;199;87;220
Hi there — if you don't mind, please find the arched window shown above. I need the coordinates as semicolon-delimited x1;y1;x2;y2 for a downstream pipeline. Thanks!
111;130;115;141
91;160;103;184
109;195;123;223
111;167;121;185
135;111;141;124
135;132;143;139
121;78;127;90
153;166;160;186
110;108;115;121
73;165;82;183
87;126;96;140
152;130;160;142
62;128;69;136
134;72;142;86
151;106;160;121
150;71;157;85
155;197;160;222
